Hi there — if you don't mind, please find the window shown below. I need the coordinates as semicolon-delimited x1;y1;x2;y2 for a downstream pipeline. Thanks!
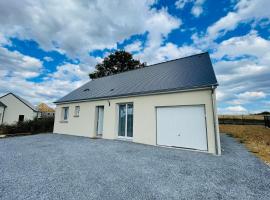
74;106;80;117
62;107;69;121
118;103;133;138
18;115;24;122
96;106;104;135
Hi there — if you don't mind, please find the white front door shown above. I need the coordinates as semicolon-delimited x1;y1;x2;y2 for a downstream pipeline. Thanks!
97;106;104;136
157;105;207;151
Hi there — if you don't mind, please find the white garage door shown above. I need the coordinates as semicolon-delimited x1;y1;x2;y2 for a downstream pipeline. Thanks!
157;105;207;151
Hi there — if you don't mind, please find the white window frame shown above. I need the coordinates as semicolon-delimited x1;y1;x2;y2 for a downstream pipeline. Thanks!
74;106;80;117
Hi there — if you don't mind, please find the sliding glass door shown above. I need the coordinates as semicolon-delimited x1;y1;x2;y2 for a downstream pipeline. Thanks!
118;103;133;138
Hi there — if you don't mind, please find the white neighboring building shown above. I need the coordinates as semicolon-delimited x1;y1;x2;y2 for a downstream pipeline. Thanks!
0;93;38;125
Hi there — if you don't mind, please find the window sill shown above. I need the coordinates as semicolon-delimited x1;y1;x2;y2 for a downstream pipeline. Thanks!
117;137;133;141
60;120;68;123
73;115;79;117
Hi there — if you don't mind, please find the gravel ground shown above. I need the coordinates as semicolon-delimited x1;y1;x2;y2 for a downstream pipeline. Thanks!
0;134;269;200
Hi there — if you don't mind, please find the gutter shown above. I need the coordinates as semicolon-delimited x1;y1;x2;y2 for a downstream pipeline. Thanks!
54;85;217;105
211;86;221;155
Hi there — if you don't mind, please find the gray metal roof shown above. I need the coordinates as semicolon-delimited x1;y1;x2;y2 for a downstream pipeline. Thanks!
55;52;218;104
0;93;38;111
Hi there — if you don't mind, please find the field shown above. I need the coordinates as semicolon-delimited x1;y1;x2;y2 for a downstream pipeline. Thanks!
218;115;267;125
219;115;264;120
219;125;270;164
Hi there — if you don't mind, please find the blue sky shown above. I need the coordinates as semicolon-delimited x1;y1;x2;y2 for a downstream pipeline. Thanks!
0;0;269;114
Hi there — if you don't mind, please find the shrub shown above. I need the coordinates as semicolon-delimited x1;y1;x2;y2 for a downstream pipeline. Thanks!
0;117;54;135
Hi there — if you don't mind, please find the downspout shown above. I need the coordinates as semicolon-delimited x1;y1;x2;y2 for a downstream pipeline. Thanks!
1;107;6;124
211;86;221;155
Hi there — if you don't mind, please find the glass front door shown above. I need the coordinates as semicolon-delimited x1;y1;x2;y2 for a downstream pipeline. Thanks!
96;106;104;136
118;103;133;138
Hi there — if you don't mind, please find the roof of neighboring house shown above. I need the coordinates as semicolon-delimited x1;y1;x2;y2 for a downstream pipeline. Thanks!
0;93;38;111
37;103;55;112
55;52;218;104
0;101;7;107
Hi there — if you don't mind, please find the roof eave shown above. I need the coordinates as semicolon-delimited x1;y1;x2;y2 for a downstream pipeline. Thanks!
0;103;7;108
54;84;217;105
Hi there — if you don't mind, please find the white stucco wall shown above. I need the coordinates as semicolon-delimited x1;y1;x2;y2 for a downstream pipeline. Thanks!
54;89;220;154
0;94;37;124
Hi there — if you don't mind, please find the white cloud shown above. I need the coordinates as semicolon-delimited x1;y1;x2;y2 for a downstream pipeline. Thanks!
175;0;192;9
0;46;91;106
0;62;89;107
212;31;270;107
136;43;201;64
124;40;143;52
131;8;182;64
0;0;181;62
228;91;267;105
191;0;205;17
43;56;53;62
0;46;43;78
223;105;248;114
216;90;226;102
237;91;266;99
191;6;203;18
0;33;10;45
49;63;88;81
207;0;270;40
212;31;270;63
193;27;269;115
175;0;205;17
145;8;181;49
211;31;270;82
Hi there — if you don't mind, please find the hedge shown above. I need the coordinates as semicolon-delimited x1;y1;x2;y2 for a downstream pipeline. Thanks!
0;117;54;135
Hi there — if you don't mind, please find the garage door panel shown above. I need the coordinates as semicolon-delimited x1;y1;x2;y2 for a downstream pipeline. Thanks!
157;105;207;151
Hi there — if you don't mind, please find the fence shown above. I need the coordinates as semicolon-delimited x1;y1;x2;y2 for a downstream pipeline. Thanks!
218;115;267;126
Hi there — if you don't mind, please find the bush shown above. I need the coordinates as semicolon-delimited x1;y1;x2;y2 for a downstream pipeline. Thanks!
0;117;54;135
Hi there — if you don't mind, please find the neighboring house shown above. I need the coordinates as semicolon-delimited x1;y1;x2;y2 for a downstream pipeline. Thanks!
54;52;221;155
37;103;55;118
0;93;38;125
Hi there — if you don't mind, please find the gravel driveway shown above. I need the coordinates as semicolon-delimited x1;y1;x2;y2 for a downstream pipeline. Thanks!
0;134;269;200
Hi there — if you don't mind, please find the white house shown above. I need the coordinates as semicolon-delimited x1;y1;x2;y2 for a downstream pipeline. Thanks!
0;93;38;125
54;53;221;155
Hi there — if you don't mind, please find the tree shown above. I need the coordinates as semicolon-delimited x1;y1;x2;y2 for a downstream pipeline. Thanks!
89;50;146;79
